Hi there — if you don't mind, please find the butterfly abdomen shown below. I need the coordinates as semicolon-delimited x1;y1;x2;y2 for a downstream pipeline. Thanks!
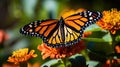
59;17;65;42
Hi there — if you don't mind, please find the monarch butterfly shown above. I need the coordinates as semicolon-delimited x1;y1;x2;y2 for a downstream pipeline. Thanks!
20;10;102;48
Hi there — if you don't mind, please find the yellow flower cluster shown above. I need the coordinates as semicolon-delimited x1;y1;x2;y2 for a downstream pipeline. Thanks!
7;48;37;64
97;8;120;34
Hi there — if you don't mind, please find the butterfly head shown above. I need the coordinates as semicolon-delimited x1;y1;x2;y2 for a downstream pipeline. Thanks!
59;17;64;21
59;17;65;25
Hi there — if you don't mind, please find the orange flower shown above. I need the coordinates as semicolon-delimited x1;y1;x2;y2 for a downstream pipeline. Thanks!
37;32;91;60
103;58;120;67
0;30;9;43
2;63;19;67
115;45;120;53
82;32;92;38
96;8;120;34
7;48;37;64
28;62;41;67
38;41;85;60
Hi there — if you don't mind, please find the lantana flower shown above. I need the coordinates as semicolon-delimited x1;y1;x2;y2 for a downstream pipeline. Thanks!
7;48;37;64
97;8;120;34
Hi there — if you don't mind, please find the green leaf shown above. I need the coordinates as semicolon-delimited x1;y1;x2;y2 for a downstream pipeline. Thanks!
69;54;87;67
87;61;100;67
50;59;71;67
102;32;112;44
115;35;120;42
51;62;64;67
88;31;108;38
83;31;112;43
85;24;102;32
83;38;105;42
41;59;60;67
88;42;113;55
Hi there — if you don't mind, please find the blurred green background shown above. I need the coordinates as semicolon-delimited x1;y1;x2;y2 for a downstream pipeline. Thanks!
0;0;120;67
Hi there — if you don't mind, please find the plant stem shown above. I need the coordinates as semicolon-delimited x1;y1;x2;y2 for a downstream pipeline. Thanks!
20;62;27;67
61;58;67;67
110;57;112;67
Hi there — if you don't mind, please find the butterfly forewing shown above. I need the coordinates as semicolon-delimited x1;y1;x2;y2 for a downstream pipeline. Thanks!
20;19;58;38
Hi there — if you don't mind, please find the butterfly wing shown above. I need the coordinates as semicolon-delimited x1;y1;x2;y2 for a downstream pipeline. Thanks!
63;10;102;46
20;19;66;48
20;10;102;48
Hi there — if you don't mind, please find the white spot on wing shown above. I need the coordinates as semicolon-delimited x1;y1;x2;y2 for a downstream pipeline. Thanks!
29;25;32;27
89;12;92;16
89;17;93;20
22;28;24;31
84;11;87;17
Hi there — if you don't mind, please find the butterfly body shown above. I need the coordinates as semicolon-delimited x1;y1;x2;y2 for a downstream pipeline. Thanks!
20;10;102;48
59;17;65;42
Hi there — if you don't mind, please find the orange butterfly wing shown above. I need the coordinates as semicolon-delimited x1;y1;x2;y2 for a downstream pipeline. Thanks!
62;11;102;46
20;19;66;47
20;11;102;48
20;20;58;37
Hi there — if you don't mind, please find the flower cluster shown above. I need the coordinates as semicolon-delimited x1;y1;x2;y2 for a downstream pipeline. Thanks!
97;8;120;34
38;40;85;59
7;48;37;64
